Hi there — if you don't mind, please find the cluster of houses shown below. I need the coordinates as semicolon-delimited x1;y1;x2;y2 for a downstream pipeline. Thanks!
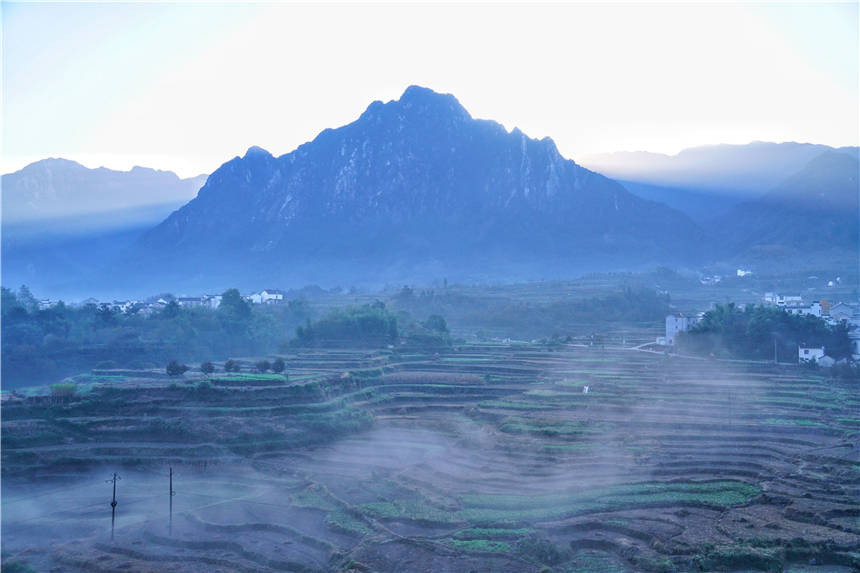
762;293;857;326
659;294;860;364
48;289;289;316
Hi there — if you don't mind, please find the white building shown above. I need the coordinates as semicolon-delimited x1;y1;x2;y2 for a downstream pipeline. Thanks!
775;295;803;307
203;294;222;309
665;313;699;346
177;297;204;308
785;301;821;318
798;346;825;363
260;289;285;304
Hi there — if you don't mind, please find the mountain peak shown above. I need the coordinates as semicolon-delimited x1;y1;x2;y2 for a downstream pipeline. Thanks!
243;145;272;159
396;85;471;120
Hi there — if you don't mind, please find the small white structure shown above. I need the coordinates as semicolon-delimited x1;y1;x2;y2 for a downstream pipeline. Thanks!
665;313;698;346
203;294;222;309
260;289;285;304
737;269;753;277
38;299;54;310
177;297;204;308
245;292;263;304
775;295;803;307
798;346;825;363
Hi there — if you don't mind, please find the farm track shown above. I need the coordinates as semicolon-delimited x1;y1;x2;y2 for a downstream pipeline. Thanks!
3;344;860;572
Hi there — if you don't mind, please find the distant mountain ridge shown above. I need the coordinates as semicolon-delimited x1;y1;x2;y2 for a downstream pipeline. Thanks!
713;151;859;262
582;142;860;223
2;158;207;227
1;160;207;296
583;142;859;193
115;85;705;294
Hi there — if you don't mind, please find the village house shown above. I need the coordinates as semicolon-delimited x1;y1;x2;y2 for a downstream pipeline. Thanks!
785;301;822;318
798;346;825;363
260;289;285;304
244;289;286;304
665;313;700;346
177;296;204;308
202;294;222;309
828;302;855;322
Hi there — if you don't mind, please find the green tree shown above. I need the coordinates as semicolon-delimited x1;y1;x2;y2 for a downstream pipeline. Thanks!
224;359;239;372
218;288;251;321
200;361;215;377
256;360;271;373
161;300;181;318
423;314;449;333
166;360;189;376
272;358;286;373
16;285;38;312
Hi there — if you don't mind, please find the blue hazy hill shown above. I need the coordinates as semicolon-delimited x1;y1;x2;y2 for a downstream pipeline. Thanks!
110;86;705;295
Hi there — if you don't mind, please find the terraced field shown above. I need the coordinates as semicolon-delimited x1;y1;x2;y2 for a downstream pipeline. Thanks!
3;344;859;572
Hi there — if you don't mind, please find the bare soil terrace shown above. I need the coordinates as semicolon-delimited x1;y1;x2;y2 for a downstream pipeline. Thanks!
2;343;859;572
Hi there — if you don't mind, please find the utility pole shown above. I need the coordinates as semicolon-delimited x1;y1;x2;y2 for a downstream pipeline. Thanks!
169;466;176;535
107;472;121;540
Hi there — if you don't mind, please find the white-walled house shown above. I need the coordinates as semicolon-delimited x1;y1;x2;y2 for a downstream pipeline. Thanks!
245;289;286;304
764;294;803;307
798;346;825;363
785;301;821;317
665;313;698;346
260;289;285;304
203;294;222;309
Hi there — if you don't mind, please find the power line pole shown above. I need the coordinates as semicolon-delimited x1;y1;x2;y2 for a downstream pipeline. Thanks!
107;472;121;540
169;466;176;536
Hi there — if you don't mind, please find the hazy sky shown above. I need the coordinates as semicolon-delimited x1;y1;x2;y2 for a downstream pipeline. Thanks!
2;1;858;177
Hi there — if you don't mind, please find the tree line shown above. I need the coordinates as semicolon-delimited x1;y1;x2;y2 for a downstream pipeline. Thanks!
1;286;310;388
679;303;853;362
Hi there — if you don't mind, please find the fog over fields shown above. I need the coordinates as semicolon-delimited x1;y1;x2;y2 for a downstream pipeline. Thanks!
3;2;859;572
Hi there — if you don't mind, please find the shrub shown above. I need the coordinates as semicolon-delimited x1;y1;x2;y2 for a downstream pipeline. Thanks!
224;359;239;372
256;360;271;373
272;357;286;373
166;360;189;376
515;535;563;565
200;361;215;376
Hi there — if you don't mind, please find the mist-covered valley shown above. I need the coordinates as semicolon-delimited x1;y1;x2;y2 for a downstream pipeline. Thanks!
4;3;860;570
